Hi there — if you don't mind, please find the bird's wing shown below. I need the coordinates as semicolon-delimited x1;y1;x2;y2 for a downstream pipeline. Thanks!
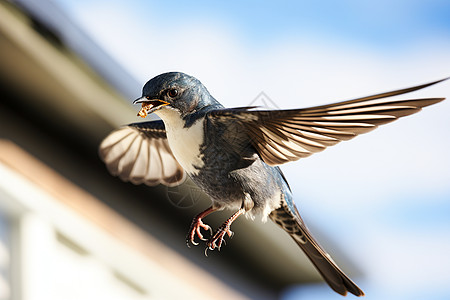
210;78;446;166
99;120;186;186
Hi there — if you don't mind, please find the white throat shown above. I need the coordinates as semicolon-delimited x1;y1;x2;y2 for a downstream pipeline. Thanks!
155;107;205;175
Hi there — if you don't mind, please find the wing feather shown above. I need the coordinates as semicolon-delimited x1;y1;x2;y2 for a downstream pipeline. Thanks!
210;79;445;166
99;120;186;186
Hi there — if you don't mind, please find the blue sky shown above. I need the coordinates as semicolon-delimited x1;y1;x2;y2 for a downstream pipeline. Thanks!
55;0;450;299
57;0;450;49
138;1;450;48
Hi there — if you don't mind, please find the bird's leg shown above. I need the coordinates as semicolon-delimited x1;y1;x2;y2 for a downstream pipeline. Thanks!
206;208;245;253
186;206;217;247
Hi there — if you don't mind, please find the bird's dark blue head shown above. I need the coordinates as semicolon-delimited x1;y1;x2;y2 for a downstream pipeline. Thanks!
134;72;222;119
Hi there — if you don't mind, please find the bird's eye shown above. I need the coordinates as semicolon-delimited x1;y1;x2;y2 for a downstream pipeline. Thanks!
167;89;178;98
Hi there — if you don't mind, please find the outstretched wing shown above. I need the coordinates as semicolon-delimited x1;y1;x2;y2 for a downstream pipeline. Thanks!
99;120;186;186
210;78;446;166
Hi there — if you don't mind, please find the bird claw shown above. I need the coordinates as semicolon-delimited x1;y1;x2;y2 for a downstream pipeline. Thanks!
205;224;233;253
187;240;198;248
199;225;213;241
186;218;212;247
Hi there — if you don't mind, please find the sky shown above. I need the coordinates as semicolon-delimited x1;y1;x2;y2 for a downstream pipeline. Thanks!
54;0;450;299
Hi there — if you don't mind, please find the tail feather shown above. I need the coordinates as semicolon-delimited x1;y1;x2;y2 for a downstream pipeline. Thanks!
270;202;364;297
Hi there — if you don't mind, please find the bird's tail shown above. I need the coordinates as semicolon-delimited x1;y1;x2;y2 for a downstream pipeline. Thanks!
269;201;364;297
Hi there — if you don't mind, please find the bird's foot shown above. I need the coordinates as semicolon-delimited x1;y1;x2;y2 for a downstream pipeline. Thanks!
186;206;217;247
205;223;233;253
204;208;245;255
186;217;212;247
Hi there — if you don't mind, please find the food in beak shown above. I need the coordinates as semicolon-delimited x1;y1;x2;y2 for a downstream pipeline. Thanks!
136;99;170;118
137;102;154;118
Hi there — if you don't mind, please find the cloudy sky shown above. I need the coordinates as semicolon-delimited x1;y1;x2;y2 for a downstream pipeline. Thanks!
55;0;450;299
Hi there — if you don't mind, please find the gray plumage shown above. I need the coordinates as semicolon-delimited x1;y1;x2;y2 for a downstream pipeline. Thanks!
99;72;446;297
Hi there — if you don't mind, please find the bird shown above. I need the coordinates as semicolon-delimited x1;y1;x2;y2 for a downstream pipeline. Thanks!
99;72;446;297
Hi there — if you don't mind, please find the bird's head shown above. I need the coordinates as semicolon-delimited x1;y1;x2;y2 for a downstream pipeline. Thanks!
134;72;220;120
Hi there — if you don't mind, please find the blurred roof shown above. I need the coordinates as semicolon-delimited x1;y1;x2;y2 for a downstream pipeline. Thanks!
0;0;362;298
11;0;141;99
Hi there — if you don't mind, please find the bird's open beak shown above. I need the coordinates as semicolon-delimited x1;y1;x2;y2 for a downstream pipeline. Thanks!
133;97;170;118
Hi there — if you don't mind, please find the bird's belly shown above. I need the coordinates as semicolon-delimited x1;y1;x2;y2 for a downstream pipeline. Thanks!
164;117;205;175
190;157;285;220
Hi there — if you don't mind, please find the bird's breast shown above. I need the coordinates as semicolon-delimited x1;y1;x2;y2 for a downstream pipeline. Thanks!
156;108;205;175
